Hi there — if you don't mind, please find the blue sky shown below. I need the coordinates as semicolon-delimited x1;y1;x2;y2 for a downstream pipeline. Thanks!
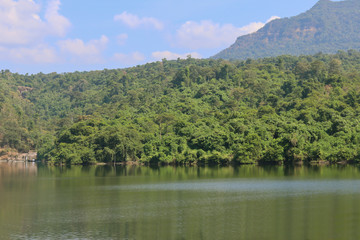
0;0;320;74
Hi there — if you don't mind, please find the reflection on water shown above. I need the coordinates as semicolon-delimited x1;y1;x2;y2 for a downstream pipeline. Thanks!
1;163;360;240
0;161;37;177
104;179;360;196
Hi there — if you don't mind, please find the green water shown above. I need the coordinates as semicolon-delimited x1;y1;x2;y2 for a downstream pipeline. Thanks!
1;163;360;239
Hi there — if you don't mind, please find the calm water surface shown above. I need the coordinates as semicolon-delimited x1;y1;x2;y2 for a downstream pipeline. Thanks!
1;162;360;239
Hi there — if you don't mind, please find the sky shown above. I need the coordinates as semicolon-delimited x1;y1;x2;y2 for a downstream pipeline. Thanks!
0;0;321;74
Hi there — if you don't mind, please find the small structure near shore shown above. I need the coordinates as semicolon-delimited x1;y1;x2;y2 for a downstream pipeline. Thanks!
0;151;37;162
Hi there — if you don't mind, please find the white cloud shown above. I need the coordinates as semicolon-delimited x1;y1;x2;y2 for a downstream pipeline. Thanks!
152;51;202;61
114;12;163;30
45;0;71;37
58;35;108;63
266;16;281;23
0;44;57;63
175;16;280;50
0;0;71;64
0;0;71;46
113;51;145;65
116;33;128;46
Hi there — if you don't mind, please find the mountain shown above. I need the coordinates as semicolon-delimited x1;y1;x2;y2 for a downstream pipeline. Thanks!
214;0;360;60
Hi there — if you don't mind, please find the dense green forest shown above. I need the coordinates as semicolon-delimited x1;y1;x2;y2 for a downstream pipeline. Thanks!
215;0;360;60
2;50;360;165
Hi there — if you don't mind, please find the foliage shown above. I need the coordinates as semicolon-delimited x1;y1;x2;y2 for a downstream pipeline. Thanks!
2;51;360;165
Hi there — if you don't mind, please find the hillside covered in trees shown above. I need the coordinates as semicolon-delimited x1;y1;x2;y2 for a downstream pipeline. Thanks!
214;0;360;60
2;50;360;165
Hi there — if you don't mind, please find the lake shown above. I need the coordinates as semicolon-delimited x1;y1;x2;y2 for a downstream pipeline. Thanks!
1;162;360;239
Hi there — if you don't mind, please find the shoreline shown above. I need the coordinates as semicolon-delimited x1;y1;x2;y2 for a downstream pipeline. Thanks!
0;150;37;162
1;158;355;167
39;160;357;167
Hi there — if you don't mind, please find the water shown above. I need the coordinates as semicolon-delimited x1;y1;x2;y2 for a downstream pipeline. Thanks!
1;163;360;239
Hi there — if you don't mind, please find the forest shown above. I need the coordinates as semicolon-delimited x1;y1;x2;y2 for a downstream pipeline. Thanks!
2;50;360;165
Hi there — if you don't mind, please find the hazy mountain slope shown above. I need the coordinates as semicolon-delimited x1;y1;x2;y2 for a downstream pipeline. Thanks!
214;0;360;59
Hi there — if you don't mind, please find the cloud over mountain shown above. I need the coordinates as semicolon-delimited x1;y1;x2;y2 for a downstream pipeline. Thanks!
174;16;279;50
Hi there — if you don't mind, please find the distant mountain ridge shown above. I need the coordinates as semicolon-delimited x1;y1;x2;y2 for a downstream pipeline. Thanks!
214;0;360;59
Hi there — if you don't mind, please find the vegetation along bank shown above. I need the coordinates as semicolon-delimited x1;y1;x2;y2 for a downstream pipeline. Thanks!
2;51;360;165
